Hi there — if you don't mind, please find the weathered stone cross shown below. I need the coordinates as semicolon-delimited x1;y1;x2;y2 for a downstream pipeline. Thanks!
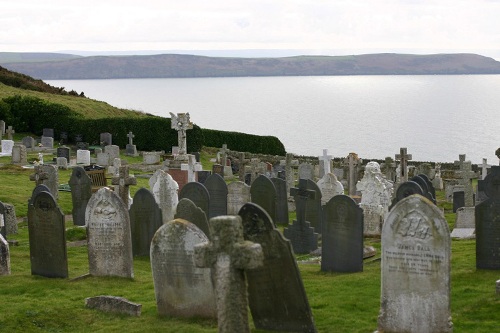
111;166;137;207
219;144;229;166
127;131;135;146
382;156;397;181
29;165;49;186
343;152;362;196
6;126;14;141
319;149;332;175
395;147;412;183
169;112;193;155
194;216;263;333
238;152;250;181
454;155;476;207
291;179;316;225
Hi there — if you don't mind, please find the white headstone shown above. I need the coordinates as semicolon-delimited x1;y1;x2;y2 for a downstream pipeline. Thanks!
316;173;344;205
149;169;179;223
76;150;91;165
227;181;251;215
0;140;14;157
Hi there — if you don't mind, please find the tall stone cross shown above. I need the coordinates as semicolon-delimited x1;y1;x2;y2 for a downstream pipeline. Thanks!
291;179;316;225
395;147;412;183
480;158;491;180
219;144;229;166
343;152;362;196
238;152;250;181
319;149;332;175
111;166;137;207
6;126;15;141
29;165;49;186
127;131;135;145
169;112;193;155
454;155;476;207
194;216;263;333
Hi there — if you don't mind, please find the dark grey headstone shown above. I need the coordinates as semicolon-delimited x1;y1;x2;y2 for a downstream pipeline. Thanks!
22;136;35;148
417;174;436;202
57;146;70;162
322;195;363;272
411;175;435;204
239;203;316;333
179;182;210;219
28;191;68;278
74;134;83;142
29;184;51;206
0;202;5;238
175;198;210;238
205;173;228;219
43;128;54;138
305;179;323;234
271;177;289;225
68;167;92;226
250;175;277;222
129;188;163;256
196;170;211;184
212;164;224;177
476;165;500;269
453;191;465;213
389;180;424;211
100;132;112;146
76;142;89;150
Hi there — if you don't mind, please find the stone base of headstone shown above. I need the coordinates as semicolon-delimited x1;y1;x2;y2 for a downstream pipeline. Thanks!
125;144;138;157
283;220;318;254
223;165;233;179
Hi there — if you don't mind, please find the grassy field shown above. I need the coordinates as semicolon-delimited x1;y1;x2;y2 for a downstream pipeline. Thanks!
0;147;499;333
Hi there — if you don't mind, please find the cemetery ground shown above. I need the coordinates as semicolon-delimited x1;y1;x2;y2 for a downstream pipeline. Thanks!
0;146;499;332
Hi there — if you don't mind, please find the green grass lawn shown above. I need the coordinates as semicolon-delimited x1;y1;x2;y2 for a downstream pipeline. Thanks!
0;149;499;332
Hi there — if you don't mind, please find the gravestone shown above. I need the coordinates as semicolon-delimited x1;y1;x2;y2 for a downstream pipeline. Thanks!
68;167;92;226
0;140;14;156
56;157;68;170
411;175;436;204
104;144;120;162
86;188;134;278
151;219;216;318
480;158;491;180
129;188;163;256
29;165;59;200
453;190;465;213
28;191;68;278
174;198;210;238
381;156;397;182
476;165;500;269
194;215;263;333
450;207;476;239
250;175;277;222
318;149;332;178
395;147;412;183
0;202;5;238
305;179;323;234
378;194;452;333
40;136;54;148
0;234;10;275
111;165;137;208
227;181;251;215
5;126;14;140
11;144;27;165
271;177;289;225
317;172;344;205
344;152;362;196
56;146;70;163
389;180;424;210
0;202;17;236
100;132;112;146
239;203;317;332
22;136;35;148
97;152;110;166
179;181;210;219
433;163;444;190
322;195;363;272
237;152;250;181
43;128;54;138
149;169;179;223
76;149;91;165
76;142;89;150
298;162;314;180
143;152;161;165
205;173;228;219
125;131;138;156
284;179;319;254
454;154;476;207
212;163;224;177
170;112;193;155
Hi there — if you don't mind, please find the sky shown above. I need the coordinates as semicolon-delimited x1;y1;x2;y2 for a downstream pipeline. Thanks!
1;0;500;59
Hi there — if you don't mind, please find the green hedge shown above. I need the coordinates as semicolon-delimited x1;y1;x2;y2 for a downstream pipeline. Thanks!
2;95;285;155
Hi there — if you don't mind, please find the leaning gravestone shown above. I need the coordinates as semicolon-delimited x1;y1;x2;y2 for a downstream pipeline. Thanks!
378;194;452;333
322;195;363;273
271;177;289;225
86;188;134;278
174;198;210;238
476;165;500;269
149;169;179;224
239;203;317;333
151;218;216;318
178;181;210;219
194;215;263;333
129;188;163;256
204;173;228;219
69;167;92;226
227;181;251;215
250;175;277;223
28;191;68;278
0;234;10;275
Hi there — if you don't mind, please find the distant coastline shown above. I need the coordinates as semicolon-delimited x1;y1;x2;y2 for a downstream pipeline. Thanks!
2;52;500;80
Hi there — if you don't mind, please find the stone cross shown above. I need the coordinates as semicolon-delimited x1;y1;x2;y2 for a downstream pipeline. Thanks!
111;166;137;207
219;144;229;166
6;126;14;141
395;147;412;183
194;216;263;333
127;131;135;146
29;165;49;186
169;112;193;155
319;149;332;175
238;152;250;181
480;158;491;180
454;155;476;207
343;152;362;196
291;179;316;224
382;156;397;181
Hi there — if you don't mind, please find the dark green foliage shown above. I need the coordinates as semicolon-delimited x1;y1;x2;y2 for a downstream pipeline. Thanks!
0;99;12;124
202;128;286;155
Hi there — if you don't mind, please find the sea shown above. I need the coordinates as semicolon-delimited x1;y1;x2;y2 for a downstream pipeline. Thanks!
45;75;500;164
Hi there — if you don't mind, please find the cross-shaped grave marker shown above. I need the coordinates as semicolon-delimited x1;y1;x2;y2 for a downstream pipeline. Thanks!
454;154;476;207
382;156;397;182
480;158;492;180
238;152;250;181
194;216;263;333
395;147;412;183
343;152;362;196
6;126;15;141
169;112;193;155
127;131;135;146
291;178;316;224
319;149;332;176
111;166;137;207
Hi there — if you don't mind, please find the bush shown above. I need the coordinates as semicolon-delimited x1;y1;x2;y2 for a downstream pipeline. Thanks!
202;128;286;155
